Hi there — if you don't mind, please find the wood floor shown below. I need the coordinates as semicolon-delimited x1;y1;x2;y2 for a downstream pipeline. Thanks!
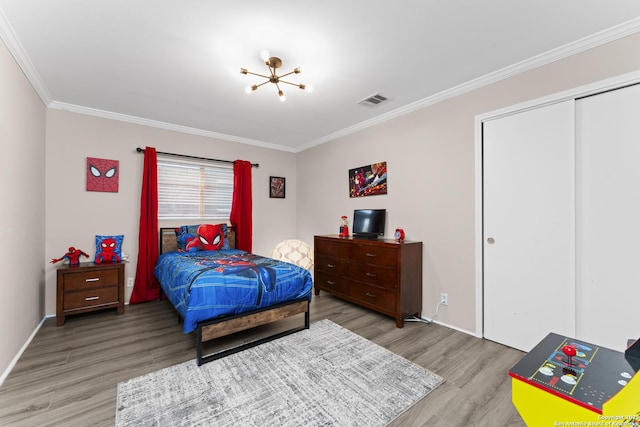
0;293;526;426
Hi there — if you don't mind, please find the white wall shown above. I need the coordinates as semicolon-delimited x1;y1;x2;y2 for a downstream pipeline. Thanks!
44;109;299;314
0;38;46;380
297;32;640;334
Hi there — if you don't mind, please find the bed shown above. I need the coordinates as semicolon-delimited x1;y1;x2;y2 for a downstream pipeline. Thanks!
154;225;313;365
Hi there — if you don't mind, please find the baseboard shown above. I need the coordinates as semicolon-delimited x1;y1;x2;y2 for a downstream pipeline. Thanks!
427;318;478;337
0;315;49;387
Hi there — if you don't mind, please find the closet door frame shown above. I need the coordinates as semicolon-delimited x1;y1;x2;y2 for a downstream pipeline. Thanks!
473;70;640;340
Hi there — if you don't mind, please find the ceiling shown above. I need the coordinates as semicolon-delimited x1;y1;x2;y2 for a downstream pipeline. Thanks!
2;1;640;152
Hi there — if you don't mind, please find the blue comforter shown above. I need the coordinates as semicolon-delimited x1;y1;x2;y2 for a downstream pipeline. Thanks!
154;249;313;333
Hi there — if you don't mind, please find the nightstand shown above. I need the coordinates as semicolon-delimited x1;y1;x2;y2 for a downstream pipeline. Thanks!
56;262;125;326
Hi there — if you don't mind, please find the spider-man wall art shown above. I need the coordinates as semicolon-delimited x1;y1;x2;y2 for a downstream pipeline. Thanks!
86;157;119;192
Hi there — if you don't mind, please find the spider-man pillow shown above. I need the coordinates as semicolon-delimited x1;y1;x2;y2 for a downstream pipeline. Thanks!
176;223;229;252
94;235;124;264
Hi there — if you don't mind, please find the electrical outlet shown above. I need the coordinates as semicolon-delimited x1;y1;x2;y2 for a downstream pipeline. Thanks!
440;293;448;306
127;277;134;288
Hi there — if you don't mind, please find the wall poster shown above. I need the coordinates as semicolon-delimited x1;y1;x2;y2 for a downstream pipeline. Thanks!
348;161;387;198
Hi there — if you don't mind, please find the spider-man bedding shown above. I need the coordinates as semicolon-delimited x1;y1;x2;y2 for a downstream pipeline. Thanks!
154;249;313;333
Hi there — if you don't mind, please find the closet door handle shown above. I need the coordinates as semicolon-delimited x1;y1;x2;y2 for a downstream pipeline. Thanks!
486;237;495;244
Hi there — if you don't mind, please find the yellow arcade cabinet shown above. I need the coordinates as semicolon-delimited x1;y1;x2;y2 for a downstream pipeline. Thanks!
509;334;640;426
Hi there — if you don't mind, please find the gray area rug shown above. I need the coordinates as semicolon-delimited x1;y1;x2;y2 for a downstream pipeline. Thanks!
116;319;445;426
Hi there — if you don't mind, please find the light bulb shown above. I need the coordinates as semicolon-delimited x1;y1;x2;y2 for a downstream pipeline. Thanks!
245;86;253;94
260;49;270;62
279;91;286;102
305;85;314;93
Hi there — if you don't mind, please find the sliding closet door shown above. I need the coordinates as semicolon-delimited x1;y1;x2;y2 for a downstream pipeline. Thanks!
576;84;640;351
483;100;575;352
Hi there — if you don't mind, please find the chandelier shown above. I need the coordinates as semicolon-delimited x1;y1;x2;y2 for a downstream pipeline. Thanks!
241;50;313;101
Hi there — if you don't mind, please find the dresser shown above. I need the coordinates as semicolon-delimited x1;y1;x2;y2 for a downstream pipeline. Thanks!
56;262;125;326
314;235;422;327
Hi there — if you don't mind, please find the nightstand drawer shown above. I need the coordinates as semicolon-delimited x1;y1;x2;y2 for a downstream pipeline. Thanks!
56;262;125;325
63;286;119;310
63;268;120;291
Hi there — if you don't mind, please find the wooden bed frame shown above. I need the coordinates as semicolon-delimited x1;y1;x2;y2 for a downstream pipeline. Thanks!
158;227;310;365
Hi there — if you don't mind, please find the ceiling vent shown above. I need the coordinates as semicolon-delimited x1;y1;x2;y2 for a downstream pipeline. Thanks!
357;93;389;107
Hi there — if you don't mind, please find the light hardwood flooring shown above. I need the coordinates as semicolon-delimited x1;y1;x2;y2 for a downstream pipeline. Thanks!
0;293;526;426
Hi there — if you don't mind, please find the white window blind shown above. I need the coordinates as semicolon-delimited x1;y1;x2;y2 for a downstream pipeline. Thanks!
157;155;233;220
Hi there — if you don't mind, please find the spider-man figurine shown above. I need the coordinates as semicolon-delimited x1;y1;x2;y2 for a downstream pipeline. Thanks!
95;238;121;264
51;247;89;266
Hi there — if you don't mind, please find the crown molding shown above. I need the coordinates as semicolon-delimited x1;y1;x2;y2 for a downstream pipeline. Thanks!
48;101;298;153
3;7;639;153
297;17;640;152
0;8;51;105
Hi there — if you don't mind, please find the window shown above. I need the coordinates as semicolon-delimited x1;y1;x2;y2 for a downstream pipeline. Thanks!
157;155;233;220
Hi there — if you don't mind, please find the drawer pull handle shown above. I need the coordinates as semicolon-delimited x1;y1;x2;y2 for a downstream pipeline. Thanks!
365;292;377;298
85;296;100;301
326;280;336;285
85;278;100;282
365;253;376;257
327;264;335;268
365;272;377;277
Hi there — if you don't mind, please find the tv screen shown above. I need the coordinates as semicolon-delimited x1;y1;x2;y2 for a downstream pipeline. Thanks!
352;209;386;238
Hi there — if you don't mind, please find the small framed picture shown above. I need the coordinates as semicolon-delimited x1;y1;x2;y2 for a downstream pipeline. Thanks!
270;176;285;198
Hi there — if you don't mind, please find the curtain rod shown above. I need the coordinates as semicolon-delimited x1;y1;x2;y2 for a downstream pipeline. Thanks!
135;147;259;168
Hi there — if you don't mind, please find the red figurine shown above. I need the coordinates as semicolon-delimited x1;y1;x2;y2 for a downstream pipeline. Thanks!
51;247;90;266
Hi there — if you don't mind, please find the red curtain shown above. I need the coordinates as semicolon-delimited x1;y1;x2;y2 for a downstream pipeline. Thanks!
130;146;160;303
230;160;253;252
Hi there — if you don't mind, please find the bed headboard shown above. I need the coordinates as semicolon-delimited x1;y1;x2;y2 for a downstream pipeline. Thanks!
159;226;236;254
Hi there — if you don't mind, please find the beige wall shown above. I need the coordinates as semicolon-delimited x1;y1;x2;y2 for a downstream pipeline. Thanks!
44;110;299;314
297;33;640;334
0;39;46;379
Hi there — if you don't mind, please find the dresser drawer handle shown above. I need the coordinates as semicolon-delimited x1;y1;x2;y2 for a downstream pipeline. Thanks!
365;292;377;298
326;280;336;285
85;296;100;301
326;264;335;268
365;253;376;257
85;278;100;282
365;272;377;277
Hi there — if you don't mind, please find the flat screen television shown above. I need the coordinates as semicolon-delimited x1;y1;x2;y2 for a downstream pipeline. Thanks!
352;209;386;238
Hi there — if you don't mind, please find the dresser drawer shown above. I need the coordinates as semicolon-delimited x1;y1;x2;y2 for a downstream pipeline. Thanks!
350;245;397;267
315;254;349;276
315;238;350;258
63;286;119;310
62;268;120;291
314;271;350;295
349;263;397;288
349;282;396;312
